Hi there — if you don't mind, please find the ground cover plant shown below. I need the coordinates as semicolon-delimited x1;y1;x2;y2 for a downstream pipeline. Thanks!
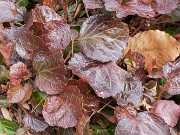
0;0;180;134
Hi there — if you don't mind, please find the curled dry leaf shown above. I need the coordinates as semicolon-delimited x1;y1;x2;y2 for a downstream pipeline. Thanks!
125;30;180;69
79;14;129;62
151;100;180;127
115;107;174;135
7;83;33;103
42;85;83;128
0;0;18;23
30;21;71;50
33;52;67;95
10;62;30;85
83;0;104;9
103;0;156;18
162;59;180;95
68;52;130;98
23;113;48;132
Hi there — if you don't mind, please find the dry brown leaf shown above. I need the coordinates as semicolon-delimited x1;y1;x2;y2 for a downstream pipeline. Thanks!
125;30;180;69
1;107;12;121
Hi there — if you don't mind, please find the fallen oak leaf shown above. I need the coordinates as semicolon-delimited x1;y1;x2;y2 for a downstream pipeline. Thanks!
125;30;180;69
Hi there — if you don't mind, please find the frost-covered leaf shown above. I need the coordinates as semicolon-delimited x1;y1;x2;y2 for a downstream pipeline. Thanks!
79;14;129;62
10;62;29;85
83;0;104;9
115;77;144;106
30;21;71;50
68;52;130;98
103;0;155;18
23;113;48;132
42;85;83;128
0;0;18;23
7;84;33;103
151;0;179;14
126;30;180;69
0;118;19;135
115;107;174;135
151;100;180;127
33;52;67;95
31;5;64;23
162;59;180;95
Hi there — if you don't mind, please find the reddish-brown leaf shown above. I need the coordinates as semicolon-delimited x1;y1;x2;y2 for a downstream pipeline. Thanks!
7;83;33;103
43;0;60;11
68;52;130;98
68;79;90;94
79;15;129;62
33;52;67;95
83;0;104;9
83;94;99;115
103;0;156;18
115;107;174;135
151;0;179;14
15;29;51;61
0;0;18;23
23;113;48;132
151;100;180;127
115;77;144;106
162;59;180;95
30;21;71;50
76;114;90;135
42;85;83;128
31;5;64;23
10;62;30;85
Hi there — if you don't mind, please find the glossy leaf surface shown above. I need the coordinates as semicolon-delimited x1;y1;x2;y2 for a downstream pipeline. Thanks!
79;15;129;62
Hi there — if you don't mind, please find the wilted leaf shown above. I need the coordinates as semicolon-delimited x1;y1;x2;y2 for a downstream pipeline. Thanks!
0;118;19;135
7;84;33;103
115;77;144;106
69;52;131;98
162;59;180;95
126;30;180;69
33;52;67;95
79;14;129;62
42;85;83;128
31;5;64;24
23;113;48;132
151;100;180;127
10;62;30;85
0;0;18;23
30;21;71;50
1;107;12;121
115;107;173;135
151;0;179;14
83;0;104;9
0;65;9;82
103;0;155;18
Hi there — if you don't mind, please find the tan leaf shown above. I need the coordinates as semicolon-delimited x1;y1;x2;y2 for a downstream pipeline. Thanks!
125;30;180;69
1;107;12;121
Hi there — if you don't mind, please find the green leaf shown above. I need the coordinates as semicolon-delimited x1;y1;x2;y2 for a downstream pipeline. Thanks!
0;118;19;135
165;26;180;35
0;96;10;108
30;91;48;106
16;0;29;7
0;65;9;82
